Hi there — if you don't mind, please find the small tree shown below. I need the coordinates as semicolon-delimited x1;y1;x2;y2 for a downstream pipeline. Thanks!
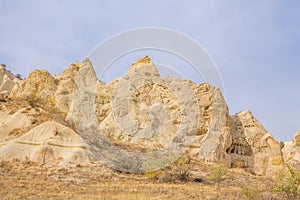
27;89;40;107
175;155;190;182
209;163;228;200
15;74;22;79
209;163;228;186
273;163;300;200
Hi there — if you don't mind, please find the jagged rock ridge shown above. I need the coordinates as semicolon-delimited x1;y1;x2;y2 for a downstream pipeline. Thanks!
0;57;298;176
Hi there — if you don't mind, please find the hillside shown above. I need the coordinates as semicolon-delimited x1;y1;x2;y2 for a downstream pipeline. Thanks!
0;57;299;199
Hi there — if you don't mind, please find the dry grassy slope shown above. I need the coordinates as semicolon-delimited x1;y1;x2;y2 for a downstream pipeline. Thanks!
0;159;278;200
0;57;299;200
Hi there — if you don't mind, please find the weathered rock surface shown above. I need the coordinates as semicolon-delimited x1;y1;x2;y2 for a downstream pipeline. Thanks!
54;62;81;113
282;131;300;168
12;69;57;101
11;62;81;114
0;57;298;175
230;110;283;176
0;64;20;94
99;56;189;148
293;131;300;146
0;121;93;165
197;83;232;166
0;108;33;142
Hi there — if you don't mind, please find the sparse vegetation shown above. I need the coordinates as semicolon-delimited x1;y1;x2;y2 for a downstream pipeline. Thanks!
0;160;249;200
209;163;228;200
209;163;228;185
15;74;22;79
239;183;263;200
174;155;191;182
145;169;162;181
0;59;298;200
26;89;41;107
0;93;8;102
154;154;192;183
273;163;300;200
0;159;279;200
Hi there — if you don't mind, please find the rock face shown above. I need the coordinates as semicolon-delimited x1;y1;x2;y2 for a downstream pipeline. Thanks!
293;131;300;146
230;110;283;176
0;63;88;165
12;62;81;114
282;131;300;168
0;108;32;142
54;62;81;113
0;121;93;165
0;57;298;175
0;64;20;94
99;56;198;148
197;83;231;165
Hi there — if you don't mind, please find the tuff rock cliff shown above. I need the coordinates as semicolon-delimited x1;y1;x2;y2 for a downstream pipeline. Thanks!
0;57;298;176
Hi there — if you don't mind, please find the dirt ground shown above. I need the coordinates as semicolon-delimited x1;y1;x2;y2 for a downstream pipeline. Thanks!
0;160;280;200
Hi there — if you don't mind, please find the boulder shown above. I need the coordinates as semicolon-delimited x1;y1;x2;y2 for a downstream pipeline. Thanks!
0;121;93;165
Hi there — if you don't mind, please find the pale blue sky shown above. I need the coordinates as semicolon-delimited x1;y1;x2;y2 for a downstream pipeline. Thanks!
0;0;299;141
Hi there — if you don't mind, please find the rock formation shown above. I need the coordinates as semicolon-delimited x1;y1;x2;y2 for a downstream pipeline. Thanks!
230;110;283;176
0;56;298;176
0;121;93;165
0;64;20;95
282;131;300;169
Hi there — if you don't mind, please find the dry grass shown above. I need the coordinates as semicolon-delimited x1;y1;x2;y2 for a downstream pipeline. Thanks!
0;96;285;199
0;160;282;200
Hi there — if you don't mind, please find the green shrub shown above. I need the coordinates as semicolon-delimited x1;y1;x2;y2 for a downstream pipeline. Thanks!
26;89;40;107
209;163;228;185
209;163;228;200
273;163;300;200
174;155;190;182
150;154;191;183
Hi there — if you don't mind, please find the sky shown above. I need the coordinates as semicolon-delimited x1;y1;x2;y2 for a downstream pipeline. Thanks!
0;0;299;141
